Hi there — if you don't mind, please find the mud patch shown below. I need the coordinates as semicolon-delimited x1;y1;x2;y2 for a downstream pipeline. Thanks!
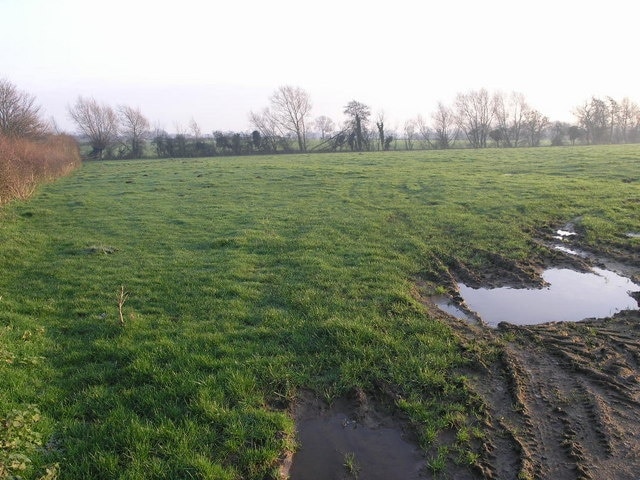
451;249;546;290
287;390;425;480
462;313;640;480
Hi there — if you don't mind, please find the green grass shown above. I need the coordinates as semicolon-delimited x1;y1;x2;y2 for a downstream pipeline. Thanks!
1;145;639;479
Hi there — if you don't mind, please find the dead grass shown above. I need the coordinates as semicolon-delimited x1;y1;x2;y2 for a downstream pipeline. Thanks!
0;134;81;204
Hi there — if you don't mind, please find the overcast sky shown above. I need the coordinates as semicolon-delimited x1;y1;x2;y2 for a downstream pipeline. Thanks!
2;0;638;134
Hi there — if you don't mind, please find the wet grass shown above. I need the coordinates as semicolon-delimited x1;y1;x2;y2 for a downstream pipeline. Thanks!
1;145;639;478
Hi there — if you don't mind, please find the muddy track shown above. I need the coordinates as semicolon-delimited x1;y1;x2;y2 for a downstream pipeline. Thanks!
416;226;640;478
451;313;640;480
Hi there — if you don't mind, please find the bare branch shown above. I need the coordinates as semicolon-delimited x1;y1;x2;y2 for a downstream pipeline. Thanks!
0;79;48;138
117;285;129;327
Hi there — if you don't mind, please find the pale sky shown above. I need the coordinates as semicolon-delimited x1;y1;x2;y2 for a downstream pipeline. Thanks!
2;0;638;134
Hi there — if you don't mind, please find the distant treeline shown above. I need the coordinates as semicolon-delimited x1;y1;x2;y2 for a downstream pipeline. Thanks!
4;77;640;163
150;130;276;158
147;129;379;158
116;89;640;159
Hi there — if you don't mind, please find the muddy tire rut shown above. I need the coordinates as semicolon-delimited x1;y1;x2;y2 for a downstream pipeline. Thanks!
454;313;640;480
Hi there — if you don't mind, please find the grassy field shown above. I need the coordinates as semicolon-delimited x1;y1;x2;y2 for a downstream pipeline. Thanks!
1;146;639;479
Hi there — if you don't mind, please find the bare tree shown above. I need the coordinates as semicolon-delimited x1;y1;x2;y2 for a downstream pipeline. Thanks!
573;101;594;144
492;93;509;147
415;115;433;149
152;125;171;157
574;97;609;145
606;97;619;144
118;105;149;158
189;118;210;156
314;115;335;140
431;102;458;149
189;117;202;140
492;91;528;147
0;79;48;138
616;97;640;143
343;100;371;151
403;119;416;150
523;109;549;147
588;97;609;144
455;89;493;148
375;111;386;150
511;93;528;146
68;97;118;159
48;116;62;135
268;85;312;151
249;109;286;153
632;109;640;143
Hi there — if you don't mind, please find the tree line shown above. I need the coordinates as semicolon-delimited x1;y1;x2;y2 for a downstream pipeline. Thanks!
109;88;640;158
3;78;640;161
248;87;640;153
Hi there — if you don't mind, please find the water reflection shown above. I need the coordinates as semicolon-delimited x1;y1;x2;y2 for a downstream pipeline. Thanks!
458;268;640;327
553;245;588;257
554;229;577;240
430;295;474;321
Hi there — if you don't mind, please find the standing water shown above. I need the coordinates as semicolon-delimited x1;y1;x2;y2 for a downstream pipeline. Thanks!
458;267;640;327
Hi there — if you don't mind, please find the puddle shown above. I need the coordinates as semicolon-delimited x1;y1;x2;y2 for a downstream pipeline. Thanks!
553;245;588;258
288;394;425;480
550;225;588;258
627;232;640;238
458;267;640;327
554;229;577;240
431;295;474;322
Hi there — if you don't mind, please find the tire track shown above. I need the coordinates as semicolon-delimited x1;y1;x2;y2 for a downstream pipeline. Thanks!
454;313;640;479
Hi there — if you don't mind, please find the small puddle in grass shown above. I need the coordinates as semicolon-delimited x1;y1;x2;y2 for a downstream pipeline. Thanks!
288;394;425;480
457;267;640;327
431;295;475;322
553;245;589;258
554;229;577;240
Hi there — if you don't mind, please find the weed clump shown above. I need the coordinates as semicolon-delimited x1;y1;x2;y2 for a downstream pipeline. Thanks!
0;405;47;479
85;245;118;255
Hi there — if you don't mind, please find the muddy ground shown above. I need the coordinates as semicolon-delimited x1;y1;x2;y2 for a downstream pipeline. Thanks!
442;310;640;480
284;390;426;480
285;229;640;479
427;230;640;479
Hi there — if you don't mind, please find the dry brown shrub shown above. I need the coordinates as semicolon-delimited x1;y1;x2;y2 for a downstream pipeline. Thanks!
0;134;81;204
